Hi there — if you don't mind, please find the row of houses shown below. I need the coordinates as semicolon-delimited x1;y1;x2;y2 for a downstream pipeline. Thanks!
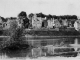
28;13;80;31
0;12;80;31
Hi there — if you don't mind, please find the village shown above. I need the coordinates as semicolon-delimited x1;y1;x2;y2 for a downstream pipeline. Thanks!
0;11;79;32
0;11;80;58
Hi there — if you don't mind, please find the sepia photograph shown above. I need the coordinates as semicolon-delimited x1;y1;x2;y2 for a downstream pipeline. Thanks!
0;0;80;60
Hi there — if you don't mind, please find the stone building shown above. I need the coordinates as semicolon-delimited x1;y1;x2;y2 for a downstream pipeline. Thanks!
62;19;68;27
47;18;54;28
47;18;61;29
32;14;43;29
54;19;61;28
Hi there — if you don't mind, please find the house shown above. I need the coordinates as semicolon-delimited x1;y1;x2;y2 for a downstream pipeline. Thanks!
32;14;42;29
47;18;54;28
31;13;48;29
3;18;18;30
54;19;61;28
62;19;68;27
36;13;47;28
47;17;61;29
74;19;80;31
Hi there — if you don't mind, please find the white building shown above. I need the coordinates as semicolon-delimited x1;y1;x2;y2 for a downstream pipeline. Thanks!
47;18;61;29
32;14;42;29
74;19;80;31
47;18;55;28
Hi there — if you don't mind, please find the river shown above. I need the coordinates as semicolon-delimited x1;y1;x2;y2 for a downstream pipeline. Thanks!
0;36;80;59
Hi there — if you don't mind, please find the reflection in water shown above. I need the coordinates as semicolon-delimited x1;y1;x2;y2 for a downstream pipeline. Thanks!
0;37;79;58
1;48;31;58
28;37;78;47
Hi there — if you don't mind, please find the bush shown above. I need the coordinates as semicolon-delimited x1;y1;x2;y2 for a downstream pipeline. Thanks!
0;20;30;50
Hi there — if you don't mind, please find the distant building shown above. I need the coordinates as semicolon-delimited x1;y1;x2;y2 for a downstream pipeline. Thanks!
54;19;61;28
47;18;54;28
32;14;42;29
74;19;80;31
47;18;61;29
62;19;68;27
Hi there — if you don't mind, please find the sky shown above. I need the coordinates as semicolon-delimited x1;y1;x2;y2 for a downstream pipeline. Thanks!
0;0;80;18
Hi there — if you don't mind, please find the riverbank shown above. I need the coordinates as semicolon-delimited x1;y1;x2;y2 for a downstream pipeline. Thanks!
24;28;80;36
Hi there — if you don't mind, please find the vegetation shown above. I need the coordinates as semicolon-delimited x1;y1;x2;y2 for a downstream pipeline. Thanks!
0;20;31;51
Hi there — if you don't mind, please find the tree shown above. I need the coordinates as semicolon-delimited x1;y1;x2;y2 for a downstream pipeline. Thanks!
18;11;30;28
1;19;30;50
18;11;27;18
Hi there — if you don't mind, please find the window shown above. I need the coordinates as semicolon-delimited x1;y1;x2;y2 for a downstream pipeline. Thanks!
42;22;44;27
